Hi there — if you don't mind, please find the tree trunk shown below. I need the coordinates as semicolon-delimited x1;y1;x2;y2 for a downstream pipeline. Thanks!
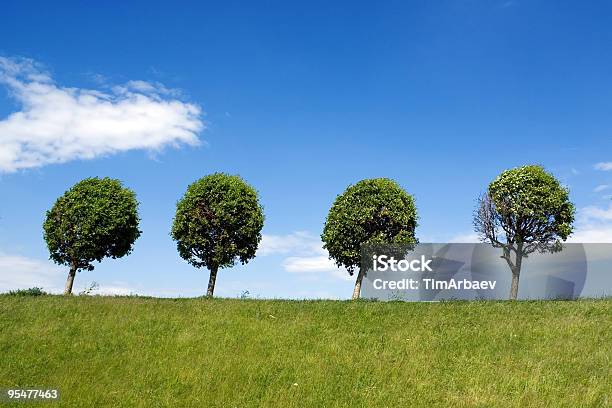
352;268;365;300
509;244;523;300
64;264;77;295
206;266;218;297
509;269;520;300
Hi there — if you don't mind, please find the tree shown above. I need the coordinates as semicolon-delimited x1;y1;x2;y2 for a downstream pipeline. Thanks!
43;177;141;295
322;178;418;299
171;173;264;297
474;165;575;300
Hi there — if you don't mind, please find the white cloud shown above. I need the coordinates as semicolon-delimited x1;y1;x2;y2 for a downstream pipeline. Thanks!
448;232;480;243
594;162;612;171
282;255;334;272
0;56;204;172
569;225;612;243
257;231;322;256
579;204;612;222
568;203;612;243
259;231;351;280
594;184;610;193
0;252;205;296
0;252;64;292
282;255;352;280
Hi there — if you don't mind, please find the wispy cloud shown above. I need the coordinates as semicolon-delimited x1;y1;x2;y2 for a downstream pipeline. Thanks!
0;56;204;172
0;252;63;292
259;232;351;280
569;203;612;242
281;255;351;280
448;232;480;243
257;231;322;256
594;162;612;171
0;252;206;296
579;204;612;222
594;184;610;193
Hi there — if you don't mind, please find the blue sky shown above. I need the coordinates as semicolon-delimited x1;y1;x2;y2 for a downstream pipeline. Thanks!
1;0;611;298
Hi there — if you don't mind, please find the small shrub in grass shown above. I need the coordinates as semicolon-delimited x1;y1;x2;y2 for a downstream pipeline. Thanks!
7;287;47;296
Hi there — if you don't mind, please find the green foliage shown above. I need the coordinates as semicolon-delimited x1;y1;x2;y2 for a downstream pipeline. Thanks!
487;165;575;251
171;173;264;270
7;287;47;296
322;178;418;274
0;296;609;407
43;177;141;271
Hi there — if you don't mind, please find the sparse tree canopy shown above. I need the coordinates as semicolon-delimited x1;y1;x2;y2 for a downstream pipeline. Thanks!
43;177;141;295
171;173;264;297
322;178;418;299
474;165;575;300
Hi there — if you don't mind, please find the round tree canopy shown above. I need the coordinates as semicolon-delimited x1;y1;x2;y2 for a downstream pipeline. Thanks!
321;178;418;274
488;165;574;241
171;173;264;270
43;177;141;271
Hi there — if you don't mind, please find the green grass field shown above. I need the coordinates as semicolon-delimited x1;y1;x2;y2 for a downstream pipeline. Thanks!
0;296;610;407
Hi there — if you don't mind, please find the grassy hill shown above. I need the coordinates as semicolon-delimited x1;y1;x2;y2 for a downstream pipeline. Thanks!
0;296;609;407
